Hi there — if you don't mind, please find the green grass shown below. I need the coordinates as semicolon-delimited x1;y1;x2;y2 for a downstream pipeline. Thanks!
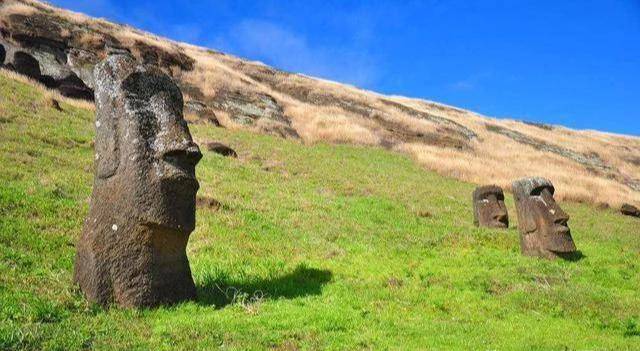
1;75;639;350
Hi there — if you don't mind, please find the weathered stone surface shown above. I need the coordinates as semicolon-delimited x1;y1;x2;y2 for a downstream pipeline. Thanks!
371;112;470;150
57;73;94;101
255;119;300;139
379;98;478;140
472;185;508;228
210;89;299;138
74;53;202;307
205;142;237;158
67;48;100;89
184;100;220;126
211;90;288;125
512;177;577;259
12;51;41;79
621;203;640;218
134;40;195;72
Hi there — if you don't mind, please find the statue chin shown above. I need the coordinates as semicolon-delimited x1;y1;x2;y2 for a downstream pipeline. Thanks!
543;229;576;253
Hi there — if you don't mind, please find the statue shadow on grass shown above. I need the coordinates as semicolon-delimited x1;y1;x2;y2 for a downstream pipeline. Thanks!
557;250;586;262
196;264;332;308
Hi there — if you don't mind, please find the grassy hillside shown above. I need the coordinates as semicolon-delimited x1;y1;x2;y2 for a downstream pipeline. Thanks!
1;73;640;350
2;0;640;207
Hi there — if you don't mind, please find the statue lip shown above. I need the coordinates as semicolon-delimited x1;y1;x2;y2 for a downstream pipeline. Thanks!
493;221;508;228
554;224;570;235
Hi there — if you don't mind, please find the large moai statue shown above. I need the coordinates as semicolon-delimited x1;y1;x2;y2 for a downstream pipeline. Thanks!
512;177;577;259
472;185;509;228
74;53;203;307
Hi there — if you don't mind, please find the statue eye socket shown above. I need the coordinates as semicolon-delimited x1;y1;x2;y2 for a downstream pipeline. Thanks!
530;186;551;196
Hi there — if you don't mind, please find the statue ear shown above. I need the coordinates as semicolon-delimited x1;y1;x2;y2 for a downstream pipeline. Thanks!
93;54;138;179
95;108;119;179
518;199;539;233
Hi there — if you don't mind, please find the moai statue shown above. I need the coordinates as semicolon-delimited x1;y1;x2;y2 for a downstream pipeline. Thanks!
74;53;202;307
472;185;509;228
512;177;577;259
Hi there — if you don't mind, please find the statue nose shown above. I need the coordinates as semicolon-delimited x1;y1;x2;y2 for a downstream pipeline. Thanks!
494;213;508;222
161;143;202;166
553;208;569;226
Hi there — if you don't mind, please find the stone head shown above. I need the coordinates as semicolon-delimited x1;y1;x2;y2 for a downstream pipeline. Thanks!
472;185;508;228
512;177;576;257
93;53;202;233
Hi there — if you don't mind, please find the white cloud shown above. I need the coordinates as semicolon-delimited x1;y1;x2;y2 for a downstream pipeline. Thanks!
212;19;378;88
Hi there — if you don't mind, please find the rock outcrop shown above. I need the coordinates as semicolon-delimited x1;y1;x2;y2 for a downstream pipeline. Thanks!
12;51;41;79
205;142;237;158
621;203;640;218
74;53;202;307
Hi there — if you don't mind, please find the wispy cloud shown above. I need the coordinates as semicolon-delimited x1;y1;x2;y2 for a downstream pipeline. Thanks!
448;72;493;91
212;19;378;88
450;80;475;91
52;0;119;19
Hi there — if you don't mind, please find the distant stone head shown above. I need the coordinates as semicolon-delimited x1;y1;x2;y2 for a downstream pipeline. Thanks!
472;185;508;229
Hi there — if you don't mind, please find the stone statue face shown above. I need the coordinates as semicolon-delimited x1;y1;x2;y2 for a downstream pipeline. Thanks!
513;177;576;257
94;54;202;233
473;185;508;228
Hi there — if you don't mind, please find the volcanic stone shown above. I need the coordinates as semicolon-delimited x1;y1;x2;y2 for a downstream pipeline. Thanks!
621;203;640;218
472;185;508;228
205;142;237;158
74;53;202;307
512;177;577;259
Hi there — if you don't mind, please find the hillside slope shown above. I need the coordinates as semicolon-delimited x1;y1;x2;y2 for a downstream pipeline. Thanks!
0;0;638;208
2;65;640;349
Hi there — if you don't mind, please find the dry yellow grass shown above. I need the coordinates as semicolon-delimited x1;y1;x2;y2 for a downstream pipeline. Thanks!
3;0;639;208
286;104;381;145
0;69;95;111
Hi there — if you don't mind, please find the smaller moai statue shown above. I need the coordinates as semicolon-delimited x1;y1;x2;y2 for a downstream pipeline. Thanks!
472;185;509;228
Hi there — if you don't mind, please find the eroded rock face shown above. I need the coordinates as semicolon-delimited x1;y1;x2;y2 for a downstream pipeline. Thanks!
184;100;220;126
512;177;577;259
57;73;94;100
472;185;508;228
211;90;288;125
74;53;202;307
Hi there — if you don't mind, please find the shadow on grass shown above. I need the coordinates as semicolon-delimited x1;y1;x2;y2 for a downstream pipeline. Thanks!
557;250;586;262
196;264;332;308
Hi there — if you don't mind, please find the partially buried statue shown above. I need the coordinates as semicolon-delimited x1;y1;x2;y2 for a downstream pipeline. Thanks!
512;177;577;259
74;53;202;307
472;185;509;228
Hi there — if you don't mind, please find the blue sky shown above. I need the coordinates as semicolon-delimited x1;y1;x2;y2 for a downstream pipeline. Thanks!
50;0;640;136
